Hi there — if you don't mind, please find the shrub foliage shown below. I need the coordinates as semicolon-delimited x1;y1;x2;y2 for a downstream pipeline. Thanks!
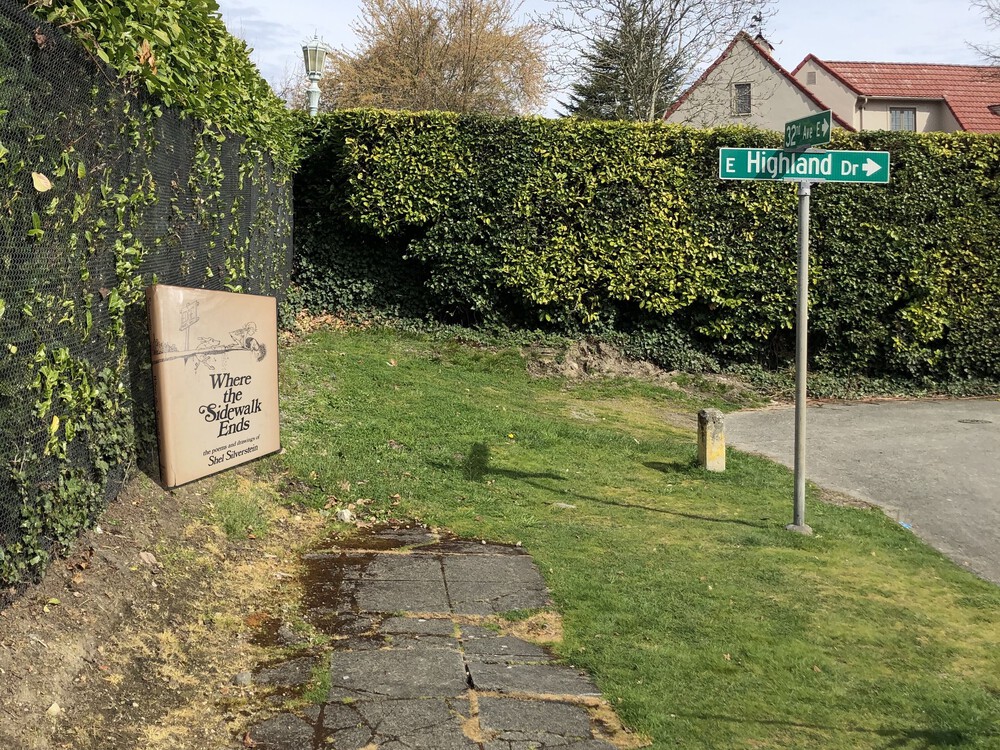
296;111;1000;381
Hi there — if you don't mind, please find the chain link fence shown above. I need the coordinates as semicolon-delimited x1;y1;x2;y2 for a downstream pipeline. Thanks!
0;0;292;594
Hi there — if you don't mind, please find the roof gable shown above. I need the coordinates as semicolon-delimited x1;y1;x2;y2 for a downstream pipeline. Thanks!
665;32;853;129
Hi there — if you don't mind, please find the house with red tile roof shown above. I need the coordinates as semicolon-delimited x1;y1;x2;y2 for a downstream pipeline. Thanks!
664;32;853;131
792;58;1000;133
665;31;1000;134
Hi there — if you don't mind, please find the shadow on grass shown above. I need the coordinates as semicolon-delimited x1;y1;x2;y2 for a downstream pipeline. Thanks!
440;444;768;528
428;443;566;483
677;712;995;749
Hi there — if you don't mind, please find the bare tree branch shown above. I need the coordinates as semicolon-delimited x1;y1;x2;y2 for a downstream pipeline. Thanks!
548;0;774;121
320;0;549;115
971;0;1000;64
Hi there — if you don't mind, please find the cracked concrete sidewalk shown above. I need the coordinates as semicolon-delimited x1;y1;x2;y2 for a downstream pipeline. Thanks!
245;527;623;750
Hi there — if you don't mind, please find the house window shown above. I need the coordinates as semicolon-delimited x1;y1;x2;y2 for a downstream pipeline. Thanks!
806;71;817;85
733;83;751;115
890;107;917;131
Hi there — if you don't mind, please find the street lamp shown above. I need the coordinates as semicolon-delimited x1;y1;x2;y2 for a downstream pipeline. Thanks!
302;35;331;116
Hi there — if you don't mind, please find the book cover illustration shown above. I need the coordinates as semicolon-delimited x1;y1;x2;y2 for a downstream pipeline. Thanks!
147;284;280;488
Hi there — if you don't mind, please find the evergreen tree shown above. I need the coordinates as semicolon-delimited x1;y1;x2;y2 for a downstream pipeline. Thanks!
550;0;770;122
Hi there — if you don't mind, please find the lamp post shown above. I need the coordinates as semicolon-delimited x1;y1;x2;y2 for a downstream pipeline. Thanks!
302;35;330;117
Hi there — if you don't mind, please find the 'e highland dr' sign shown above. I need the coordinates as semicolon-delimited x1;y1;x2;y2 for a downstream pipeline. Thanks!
718;147;890;183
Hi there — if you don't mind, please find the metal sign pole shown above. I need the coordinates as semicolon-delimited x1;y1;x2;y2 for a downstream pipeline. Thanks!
788;179;814;535
718;122;892;535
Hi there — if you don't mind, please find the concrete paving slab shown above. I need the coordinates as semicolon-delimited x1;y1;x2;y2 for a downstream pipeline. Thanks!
442;554;544;583
727;399;1000;584
328;634;388;651
353;578;451;613
354;698;478;749
467;660;601;696
327;648;469;700
448;580;551;615
246;713;314;750
478;696;618;749
460;629;552;660
301;703;379;748
422;539;526;556
337;553;445;582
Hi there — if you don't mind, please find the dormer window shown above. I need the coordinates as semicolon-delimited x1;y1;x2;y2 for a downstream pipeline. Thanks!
890;107;916;131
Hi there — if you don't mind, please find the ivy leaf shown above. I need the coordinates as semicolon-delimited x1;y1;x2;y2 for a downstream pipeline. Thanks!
49;414;60;437
32;172;53;192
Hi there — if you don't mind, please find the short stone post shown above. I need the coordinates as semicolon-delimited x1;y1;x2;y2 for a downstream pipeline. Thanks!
697;409;725;472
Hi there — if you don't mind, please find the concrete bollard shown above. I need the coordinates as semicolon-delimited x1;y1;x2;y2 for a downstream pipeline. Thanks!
698;409;725;472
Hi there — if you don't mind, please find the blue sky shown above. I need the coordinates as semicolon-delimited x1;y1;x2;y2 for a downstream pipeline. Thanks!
216;0;997;112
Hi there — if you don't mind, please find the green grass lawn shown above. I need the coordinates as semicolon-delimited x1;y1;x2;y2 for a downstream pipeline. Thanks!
275;326;1000;749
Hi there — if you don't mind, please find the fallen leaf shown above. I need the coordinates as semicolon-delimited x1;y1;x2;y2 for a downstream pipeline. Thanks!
47;597;61;606
33;27;48;48
812;665;822;673
387;359;397;366
723;653;731;661
242;731;257;747
138;551;159;567
32;172;53;192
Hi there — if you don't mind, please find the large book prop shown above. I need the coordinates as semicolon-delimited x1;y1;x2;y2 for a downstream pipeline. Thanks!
147;285;281;487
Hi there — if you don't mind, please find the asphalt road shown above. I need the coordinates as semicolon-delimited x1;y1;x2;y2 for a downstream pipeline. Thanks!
726;399;1000;585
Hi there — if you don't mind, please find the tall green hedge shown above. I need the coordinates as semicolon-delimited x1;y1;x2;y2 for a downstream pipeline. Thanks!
295;111;1000;381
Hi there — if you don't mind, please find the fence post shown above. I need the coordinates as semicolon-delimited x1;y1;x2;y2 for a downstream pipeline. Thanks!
698;409;726;472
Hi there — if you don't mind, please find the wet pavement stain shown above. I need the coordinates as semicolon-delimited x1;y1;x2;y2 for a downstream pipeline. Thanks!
241;524;641;750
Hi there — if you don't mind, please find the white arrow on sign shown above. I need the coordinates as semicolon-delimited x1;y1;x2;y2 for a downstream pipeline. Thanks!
820;120;829;136
862;158;882;176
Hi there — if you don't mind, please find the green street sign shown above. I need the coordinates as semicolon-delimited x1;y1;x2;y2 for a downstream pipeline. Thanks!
784;110;832;149
718;148;890;184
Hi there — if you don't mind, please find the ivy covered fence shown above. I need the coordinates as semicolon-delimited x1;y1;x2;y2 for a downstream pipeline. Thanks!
0;0;297;590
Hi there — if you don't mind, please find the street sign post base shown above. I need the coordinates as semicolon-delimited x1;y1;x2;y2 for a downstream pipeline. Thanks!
785;523;814;536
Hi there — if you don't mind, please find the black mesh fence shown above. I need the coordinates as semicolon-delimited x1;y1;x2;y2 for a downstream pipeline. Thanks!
0;1;292;593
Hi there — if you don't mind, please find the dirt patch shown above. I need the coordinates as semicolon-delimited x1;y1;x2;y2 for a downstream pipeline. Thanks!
524;341;763;410
0;469;322;750
525;340;682;385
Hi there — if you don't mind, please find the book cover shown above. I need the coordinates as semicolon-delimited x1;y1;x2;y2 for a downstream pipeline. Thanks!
146;284;281;488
